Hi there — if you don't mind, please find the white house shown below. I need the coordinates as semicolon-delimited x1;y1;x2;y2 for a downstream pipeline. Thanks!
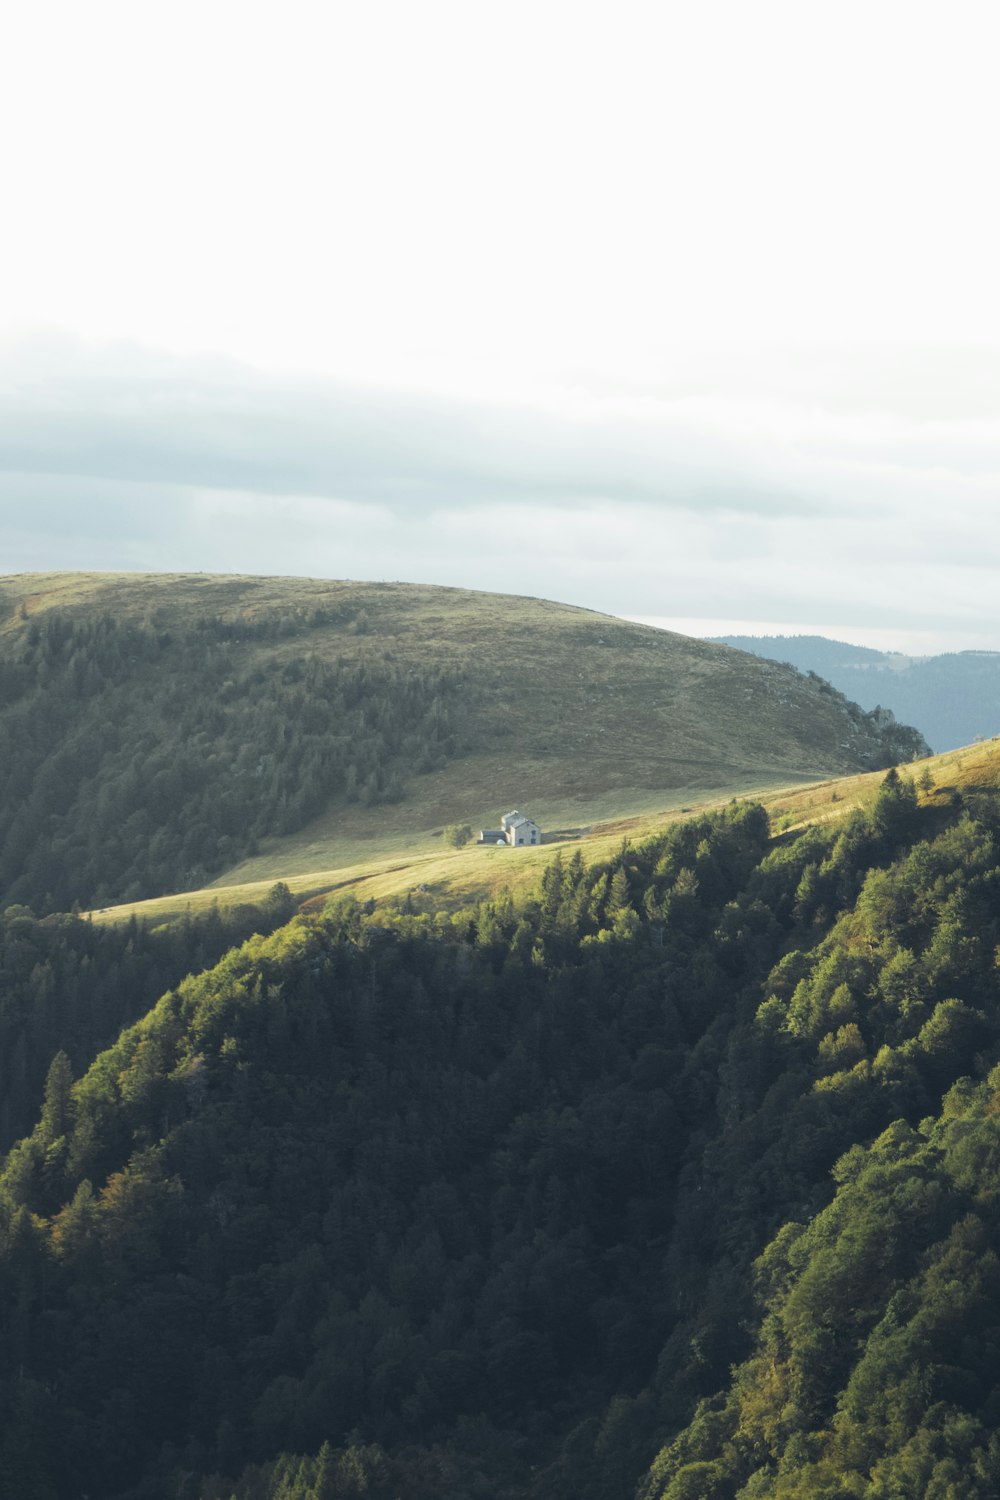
478;811;542;846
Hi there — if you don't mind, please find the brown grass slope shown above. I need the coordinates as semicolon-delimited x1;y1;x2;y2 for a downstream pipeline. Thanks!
1;572;926;898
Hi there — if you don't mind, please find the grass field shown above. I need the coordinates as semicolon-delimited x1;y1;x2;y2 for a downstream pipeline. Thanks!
87;738;1000;928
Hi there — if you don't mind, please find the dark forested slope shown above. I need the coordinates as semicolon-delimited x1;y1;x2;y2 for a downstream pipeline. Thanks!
2;757;1000;1498
0;573;928;915
0;882;296;1153
0;600;465;913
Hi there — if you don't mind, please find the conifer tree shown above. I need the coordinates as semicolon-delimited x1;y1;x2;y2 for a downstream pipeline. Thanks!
312;1440;336;1500
39;1051;73;1144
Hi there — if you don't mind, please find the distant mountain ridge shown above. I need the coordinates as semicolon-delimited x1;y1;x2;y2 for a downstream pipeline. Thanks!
713;633;1000;752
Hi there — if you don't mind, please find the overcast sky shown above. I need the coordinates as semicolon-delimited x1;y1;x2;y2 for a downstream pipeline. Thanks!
3;0;1000;653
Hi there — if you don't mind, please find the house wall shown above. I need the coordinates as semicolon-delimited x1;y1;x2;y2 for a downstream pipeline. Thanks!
494;813;541;846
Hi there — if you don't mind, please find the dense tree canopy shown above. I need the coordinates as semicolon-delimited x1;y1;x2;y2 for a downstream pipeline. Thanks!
0;774;999;1497
0;884;297;1152
0;608;466;913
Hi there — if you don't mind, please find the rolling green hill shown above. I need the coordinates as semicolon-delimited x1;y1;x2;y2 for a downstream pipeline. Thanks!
0;573;927;914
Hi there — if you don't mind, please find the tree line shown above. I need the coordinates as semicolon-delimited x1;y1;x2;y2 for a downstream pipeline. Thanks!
0;610;468;914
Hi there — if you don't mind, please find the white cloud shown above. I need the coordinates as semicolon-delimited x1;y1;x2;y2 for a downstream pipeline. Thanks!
1;331;998;657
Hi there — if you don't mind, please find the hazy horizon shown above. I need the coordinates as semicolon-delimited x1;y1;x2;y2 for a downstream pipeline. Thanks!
3;2;999;656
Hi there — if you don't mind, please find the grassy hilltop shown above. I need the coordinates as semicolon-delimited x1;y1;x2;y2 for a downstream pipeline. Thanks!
0;572;927;914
